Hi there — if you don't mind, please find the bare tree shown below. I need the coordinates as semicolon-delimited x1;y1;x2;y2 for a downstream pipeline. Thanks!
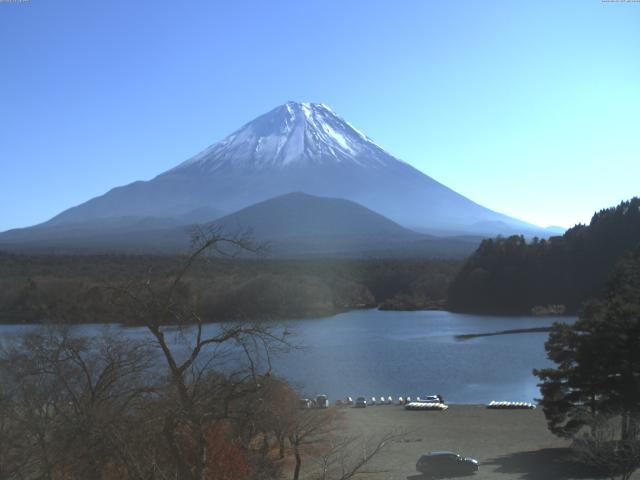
0;383;29;479
0;327;157;480
311;431;403;480
252;375;299;459
288;407;339;480
286;406;404;480
112;225;289;480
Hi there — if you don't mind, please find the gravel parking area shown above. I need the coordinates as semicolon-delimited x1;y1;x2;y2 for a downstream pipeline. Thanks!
338;404;638;480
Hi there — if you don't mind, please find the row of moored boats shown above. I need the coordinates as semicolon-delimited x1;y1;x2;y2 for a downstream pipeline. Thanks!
326;396;536;410
487;400;536;409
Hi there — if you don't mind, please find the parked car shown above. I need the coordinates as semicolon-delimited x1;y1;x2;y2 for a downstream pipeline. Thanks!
355;397;367;408
416;451;478;477
298;398;312;409
316;395;329;409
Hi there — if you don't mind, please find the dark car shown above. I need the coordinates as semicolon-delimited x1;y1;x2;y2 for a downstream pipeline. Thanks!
316;395;329;409
354;396;367;408
416;451;478;478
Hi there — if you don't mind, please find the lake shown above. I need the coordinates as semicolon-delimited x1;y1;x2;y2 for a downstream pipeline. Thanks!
272;310;571;404
0;309;573;404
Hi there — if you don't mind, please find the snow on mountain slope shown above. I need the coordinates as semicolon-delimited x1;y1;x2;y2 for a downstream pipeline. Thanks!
169;102;399;172
10;101;545;237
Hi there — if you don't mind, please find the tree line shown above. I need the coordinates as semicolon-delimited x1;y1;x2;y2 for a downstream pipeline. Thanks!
448;197;640;314
0;251;460;324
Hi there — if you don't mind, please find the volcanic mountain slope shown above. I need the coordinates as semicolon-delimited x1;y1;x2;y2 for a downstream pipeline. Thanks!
211;192;481;257
24;102;542;236
215;192;417;239
0;192;481;257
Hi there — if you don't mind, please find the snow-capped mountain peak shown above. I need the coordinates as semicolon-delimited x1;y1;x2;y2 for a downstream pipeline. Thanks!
14;100;544;239
171;101;400;173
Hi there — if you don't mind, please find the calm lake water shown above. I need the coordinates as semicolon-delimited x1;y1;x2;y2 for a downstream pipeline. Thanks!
275;309;573;404
0;310;574;404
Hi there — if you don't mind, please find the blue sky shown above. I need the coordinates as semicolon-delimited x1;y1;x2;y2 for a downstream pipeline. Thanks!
1;0;639;231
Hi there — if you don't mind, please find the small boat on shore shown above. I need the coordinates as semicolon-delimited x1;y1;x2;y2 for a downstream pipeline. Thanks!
405;402;448;411
487;401;536;409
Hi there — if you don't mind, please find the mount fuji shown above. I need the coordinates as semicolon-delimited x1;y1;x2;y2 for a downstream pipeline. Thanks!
1;102;546;253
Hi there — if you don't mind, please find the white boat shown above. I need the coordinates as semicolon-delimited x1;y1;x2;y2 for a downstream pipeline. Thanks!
487;400;535;409
405;402;448;411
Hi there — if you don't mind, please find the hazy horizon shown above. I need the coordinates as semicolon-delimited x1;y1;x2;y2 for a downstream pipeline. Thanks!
1;1;639;231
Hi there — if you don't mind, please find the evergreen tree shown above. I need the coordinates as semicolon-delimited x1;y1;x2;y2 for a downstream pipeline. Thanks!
534;248;640;439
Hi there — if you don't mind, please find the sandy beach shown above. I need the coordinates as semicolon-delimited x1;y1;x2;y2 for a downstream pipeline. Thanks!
337;404;639;480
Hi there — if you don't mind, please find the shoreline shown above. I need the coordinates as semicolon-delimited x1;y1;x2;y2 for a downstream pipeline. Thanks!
0;306;579;326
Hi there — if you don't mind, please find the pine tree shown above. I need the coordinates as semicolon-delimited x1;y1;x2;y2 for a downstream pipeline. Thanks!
535;248;640;440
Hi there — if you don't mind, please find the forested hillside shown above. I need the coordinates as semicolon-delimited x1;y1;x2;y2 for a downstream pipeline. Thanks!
448;198;640;314
0;253;459;323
